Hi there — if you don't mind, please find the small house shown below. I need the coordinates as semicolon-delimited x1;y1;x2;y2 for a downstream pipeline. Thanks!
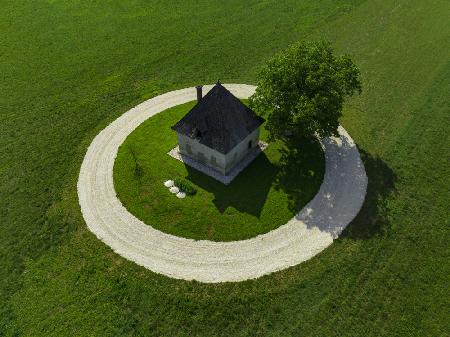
171;82;265;176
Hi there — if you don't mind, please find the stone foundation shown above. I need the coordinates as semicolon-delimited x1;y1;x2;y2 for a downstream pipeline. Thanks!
168;141;268;185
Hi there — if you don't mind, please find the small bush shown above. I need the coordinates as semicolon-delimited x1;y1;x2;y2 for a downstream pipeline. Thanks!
174;178;197;196
129;146;144;179
134;161;144;179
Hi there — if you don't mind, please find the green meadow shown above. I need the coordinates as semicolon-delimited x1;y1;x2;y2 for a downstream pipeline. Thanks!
1;0;449;336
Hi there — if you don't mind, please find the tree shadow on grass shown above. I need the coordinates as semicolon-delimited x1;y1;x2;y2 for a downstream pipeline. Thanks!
185;153;277;217
341;149;397;239
272;134;397;239
183;134;396;240
273;137;326;214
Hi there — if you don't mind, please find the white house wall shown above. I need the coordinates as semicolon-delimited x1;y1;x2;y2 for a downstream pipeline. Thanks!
176;128;260;175
224;128;260;174
177;133;227;174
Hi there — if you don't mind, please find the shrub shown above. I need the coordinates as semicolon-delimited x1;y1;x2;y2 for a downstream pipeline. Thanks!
129;146;144;179
174;178;197;196
134;161;144;179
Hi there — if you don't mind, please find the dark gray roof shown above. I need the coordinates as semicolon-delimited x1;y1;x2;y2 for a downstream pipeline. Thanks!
171;82;265;154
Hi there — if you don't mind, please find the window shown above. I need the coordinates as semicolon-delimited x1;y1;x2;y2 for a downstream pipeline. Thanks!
248;140;252;149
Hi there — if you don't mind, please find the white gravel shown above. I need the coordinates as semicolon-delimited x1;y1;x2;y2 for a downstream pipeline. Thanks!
77;84;367;283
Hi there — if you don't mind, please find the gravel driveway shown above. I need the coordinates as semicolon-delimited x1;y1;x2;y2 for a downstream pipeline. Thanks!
77;84;367;283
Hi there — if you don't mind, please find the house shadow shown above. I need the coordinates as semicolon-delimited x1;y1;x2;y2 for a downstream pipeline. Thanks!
184;137;325;218
341;149;397;239
184;153;278;217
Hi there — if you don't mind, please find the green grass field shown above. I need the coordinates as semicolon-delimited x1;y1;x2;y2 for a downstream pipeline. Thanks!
1;0;449;336
113;101;324;241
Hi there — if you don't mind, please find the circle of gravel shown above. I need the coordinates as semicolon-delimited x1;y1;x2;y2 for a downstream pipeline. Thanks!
77;84;367;283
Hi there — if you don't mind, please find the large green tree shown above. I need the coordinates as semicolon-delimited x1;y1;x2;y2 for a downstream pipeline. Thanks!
250;40;361;140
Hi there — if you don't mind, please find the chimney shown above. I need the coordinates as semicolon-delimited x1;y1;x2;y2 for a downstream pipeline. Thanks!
196;85;203;102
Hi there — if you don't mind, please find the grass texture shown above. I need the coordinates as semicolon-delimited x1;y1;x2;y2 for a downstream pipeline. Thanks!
1;0;449;336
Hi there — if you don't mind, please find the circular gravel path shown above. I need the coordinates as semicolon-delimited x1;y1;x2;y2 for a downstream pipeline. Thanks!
77;84;367;283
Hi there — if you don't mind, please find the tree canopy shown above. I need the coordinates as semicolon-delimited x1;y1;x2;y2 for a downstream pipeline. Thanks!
250;40;361;141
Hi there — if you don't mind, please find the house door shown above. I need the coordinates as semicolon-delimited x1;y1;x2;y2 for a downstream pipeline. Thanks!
248;140;252;149
211;155;217;167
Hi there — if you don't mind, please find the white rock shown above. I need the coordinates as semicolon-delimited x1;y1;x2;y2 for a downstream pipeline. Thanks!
169;186;179;194
176;192;186;199
164;180;174;187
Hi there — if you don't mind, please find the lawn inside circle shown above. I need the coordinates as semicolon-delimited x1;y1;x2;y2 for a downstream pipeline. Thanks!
113;101;325;241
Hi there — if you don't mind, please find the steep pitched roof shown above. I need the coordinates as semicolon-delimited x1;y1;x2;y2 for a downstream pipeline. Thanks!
171;82;265;154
